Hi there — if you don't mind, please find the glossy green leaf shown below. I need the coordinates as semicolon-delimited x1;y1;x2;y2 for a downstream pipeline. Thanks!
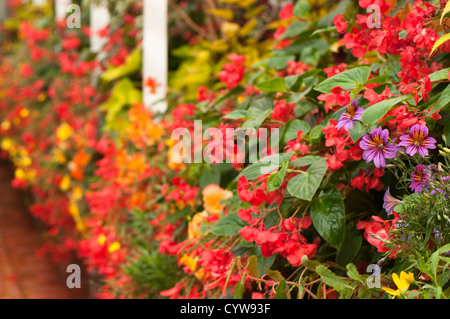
310;190;346;249
314;67;371;94
361;95;409;125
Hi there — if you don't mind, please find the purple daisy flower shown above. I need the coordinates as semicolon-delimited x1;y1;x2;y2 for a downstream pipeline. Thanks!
336;100;364;131
398;124;436;157
409;164;429;193
382;187;403;216
359;127;398;168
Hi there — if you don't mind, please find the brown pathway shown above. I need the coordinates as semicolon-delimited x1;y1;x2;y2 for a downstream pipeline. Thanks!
0;160;90;299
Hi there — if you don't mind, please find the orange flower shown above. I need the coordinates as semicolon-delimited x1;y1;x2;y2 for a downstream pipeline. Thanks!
188;211;209;239
144;77;160;94
202;184;233;215
69;148;91;180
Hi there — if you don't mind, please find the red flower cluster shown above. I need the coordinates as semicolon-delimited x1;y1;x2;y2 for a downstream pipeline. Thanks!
218;53;246;89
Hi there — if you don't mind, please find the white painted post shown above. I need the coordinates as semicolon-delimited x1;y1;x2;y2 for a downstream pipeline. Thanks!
0;0;7;22
143;0;168;113
90;1;110;85
90;2;110;54
32;0;47;5
55;0;71;21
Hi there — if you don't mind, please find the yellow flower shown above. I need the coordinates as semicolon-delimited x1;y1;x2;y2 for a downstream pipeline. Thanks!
53;149;67;164
108;241;121;254
1;121;11;130
57;123;73;141
382;271;415;298
60;174;71;192
98;234;106;246
179;254;198;272
19;108;30;118
1;138;13;151
15;168;25;180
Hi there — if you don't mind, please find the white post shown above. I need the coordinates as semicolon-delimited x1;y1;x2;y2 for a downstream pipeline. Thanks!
143;0;168;113
0;0;7;22
55;0;71;21
32;0;47;5
90;2;110;54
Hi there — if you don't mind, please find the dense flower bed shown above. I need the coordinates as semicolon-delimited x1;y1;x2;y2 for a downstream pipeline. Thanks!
0;0;449;299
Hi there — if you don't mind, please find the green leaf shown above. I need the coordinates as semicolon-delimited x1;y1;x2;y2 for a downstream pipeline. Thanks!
266;55;296;70
294;0;310;17
428;83;450;114
430;32;450;56
308;125;324;142
255;78;288;93
223;110;249;120
102;47;142;82
280;21;310;39
310;190;346;249
365;74;389;84
209;213;246;236
265;268;285;282
249;245;276;276
314;67;371;94
242;108;272;130
291;155;324;167
428;67;450;82
234;278;244;299
301;255;321;271
285;69;320;92
236;153;294;181
336;226;362;266
316;265;354;295
275;279;287;299
267;161;288;192
282;119;311;143
346;263;365;284
445;122;450;147
287;158;327;201
361;95;409;125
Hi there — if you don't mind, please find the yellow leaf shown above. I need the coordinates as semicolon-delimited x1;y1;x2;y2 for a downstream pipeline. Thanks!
221;22;240;38
441;0;450;24
207;9;234;20
246;255;259;278
245;5;265;19
219;0;256;7
239;18;257;37
430;32;450;56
